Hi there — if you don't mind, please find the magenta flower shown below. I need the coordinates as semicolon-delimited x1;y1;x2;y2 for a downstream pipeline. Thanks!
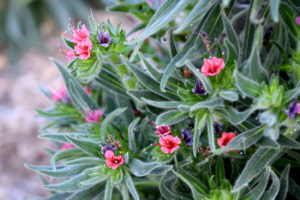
104;150;124;169
69;20;90;45
85;109;103;123
285;99;299;118
201;57;225;76
297;103;300;114
295;16;300;26
148;118;171;136
153;135;181;154
50;86;71;103
74;38;92;60
97;30;111;47
217;132;235;148
61;143;74;150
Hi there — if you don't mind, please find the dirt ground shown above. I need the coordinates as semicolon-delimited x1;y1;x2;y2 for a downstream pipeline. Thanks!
0;11;137;200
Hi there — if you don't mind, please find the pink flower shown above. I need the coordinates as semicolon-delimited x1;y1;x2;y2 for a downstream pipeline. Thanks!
155;126;171;136
148;118;171;136
217;132;235;148
74;38;92;60
295;16;300;26
50;86;71;103
84;87;91;96
153;135;181;154
104;150;124;169
297;103;300;114
59;48;76;60
201;57;225;77
85;109;103;123
63;20;90;45
61;143;74;150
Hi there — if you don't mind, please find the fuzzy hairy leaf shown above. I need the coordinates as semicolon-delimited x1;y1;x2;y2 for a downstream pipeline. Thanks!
155;110;189;125
233;147;280;192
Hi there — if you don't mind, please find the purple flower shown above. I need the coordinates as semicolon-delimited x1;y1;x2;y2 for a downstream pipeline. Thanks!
101;144;117;155
213;122;222;135
97;30;111;47
193;80;207;95
181;128;193;146
285;99;299;118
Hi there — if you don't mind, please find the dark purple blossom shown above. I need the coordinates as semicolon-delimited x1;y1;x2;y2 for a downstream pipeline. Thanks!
193;80;207;95
97;30;111;47
213;122;222;135
181;128;193;146
285;99;299;118
101;144;117;155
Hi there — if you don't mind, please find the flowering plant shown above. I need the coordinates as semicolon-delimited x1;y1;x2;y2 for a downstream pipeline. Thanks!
27;0;300;199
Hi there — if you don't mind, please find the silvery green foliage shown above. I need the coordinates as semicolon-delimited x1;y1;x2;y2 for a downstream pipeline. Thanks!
28;0;300;199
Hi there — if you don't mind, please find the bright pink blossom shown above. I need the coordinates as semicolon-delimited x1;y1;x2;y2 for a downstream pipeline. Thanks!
61;143;74;150
50;86;71;103
74;38;92;60
297;103;300;114
217;132;235;148
148;118;171;136
154;135;181;154
201;57;225;77
104;150;124;169
295;16;300;26
85;109;103;123
63;20;89;45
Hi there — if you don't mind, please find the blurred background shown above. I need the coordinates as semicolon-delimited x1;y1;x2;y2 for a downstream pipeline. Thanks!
0;0;138;199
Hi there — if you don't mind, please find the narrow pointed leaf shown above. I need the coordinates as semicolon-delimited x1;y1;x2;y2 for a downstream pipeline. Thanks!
124;170;140;200
155;110;189;126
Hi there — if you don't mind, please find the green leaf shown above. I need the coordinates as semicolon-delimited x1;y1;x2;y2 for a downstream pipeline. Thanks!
232;147;279;192
275;164;290;200
66;183;106;200
44;173;91;192
133;0;190;42
215;156;225;187
219;90;239;102
213;125;265;154
190;97;224;112
50;58;98;113
127;90;167;102
124;59;180;100
51;148;85;169
44;192;72;200
159;172;187;200
172;170;204;200
246;26;268;83
128;117;140;152
234;70;262;98
175;158;208;194
141;98;194;109
282;86;300;104
207;114;216;151
66;157;105;165
66;135;101;157
256;136;280;149
240;168;270;200
260;169;280;200
277;135;300;149
270;0;280;22
193;112;208;157
160;2;223;91
174;0;212;34
104;180;113;200
26;164;93;177
124;170;140;200
221;9;240;58
129;159;171;177
101;107;127;140
155;110;189;126
169;29;178;57
138;52;162;81
218;105;256;125
280;3;299;39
